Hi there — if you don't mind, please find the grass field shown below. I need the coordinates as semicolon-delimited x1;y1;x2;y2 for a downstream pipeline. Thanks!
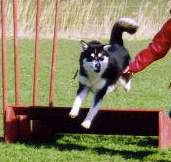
1;39;171;162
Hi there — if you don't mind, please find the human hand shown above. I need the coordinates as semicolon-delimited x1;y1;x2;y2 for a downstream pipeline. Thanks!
122;66;134;80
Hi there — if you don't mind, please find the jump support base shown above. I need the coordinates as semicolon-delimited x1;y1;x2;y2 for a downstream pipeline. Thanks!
4;106;171;149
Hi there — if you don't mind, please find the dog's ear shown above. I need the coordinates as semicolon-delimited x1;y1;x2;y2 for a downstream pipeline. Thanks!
103;45;111;51
80;40;88;52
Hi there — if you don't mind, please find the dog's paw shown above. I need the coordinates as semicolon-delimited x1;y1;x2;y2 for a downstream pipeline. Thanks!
81;120;91;129
124;82;131;92
69;109;79;118
107;84;117;93
124;87;131;92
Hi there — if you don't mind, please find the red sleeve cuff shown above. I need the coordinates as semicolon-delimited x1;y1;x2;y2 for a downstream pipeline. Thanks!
129;48;156;73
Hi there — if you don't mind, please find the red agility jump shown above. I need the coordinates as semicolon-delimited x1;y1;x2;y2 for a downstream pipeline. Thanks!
1;0;171;149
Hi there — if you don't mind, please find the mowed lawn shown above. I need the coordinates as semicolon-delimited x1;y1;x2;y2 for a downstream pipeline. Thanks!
0;39;171;162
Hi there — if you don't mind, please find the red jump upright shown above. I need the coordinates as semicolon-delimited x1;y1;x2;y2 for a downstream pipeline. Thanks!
1;0;171;149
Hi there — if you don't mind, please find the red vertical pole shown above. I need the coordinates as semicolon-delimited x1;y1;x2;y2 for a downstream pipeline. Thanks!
1;0;8;113
13;0;20;105
33;0;41;106
1;0;18;143
32;0;42;137
32;0;56;138
13;0;30;141
158;111;171;148
49;0;60;107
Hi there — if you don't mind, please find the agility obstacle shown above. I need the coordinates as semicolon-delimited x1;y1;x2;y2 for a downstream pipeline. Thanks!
1;0;171;149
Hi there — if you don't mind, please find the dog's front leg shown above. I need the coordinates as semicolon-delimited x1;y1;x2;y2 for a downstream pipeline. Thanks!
81;87;107;129
69;83;89;118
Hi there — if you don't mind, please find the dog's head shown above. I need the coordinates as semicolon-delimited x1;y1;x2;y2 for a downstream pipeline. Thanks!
80;40;109;73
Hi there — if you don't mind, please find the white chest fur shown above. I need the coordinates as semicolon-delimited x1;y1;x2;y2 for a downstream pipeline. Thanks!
79;74;106;91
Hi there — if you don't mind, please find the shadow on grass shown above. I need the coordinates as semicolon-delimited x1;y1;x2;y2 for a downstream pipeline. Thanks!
136;136;158;147
55;143;156;160
23;134;159;161
94;146;155;160
0;137;4;143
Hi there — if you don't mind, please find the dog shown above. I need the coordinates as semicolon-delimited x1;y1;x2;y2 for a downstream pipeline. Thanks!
69;17;139;129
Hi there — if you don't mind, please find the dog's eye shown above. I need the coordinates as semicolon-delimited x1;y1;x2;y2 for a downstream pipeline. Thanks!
99;56;104;61
87;57;93;62
103;52;109;57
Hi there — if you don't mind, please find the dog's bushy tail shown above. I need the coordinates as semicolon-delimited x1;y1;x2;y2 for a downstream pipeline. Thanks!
109;17;139;46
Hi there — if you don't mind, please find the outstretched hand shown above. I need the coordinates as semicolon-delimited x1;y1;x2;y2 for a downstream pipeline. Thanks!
123;66;130;74
122;66;134;80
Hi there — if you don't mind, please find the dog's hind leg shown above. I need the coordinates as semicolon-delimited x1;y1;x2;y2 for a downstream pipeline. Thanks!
106;84;118;93
69;83;89;118
119;73;132;92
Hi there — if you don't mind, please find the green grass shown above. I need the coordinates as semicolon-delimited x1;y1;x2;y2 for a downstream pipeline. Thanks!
1;39;171;161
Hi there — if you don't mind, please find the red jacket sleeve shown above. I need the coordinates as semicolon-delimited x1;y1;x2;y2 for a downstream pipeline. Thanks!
129;18;171;73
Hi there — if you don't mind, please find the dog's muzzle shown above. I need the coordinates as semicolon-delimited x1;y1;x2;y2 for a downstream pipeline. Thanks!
94;62;101;73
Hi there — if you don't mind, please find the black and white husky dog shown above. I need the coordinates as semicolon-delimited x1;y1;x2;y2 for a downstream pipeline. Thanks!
69;18;138;129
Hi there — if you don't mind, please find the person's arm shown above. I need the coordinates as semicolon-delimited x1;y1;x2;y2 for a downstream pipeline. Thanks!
128;18;171;74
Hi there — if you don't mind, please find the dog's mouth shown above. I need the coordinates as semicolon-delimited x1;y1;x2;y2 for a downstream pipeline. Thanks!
94;68;101;73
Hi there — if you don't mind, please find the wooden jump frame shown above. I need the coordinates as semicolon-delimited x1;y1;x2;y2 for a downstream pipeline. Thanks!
1;0;171;149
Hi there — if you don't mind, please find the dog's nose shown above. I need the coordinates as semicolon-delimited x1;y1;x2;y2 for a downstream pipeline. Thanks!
95;62;101;73
95;63;100;68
